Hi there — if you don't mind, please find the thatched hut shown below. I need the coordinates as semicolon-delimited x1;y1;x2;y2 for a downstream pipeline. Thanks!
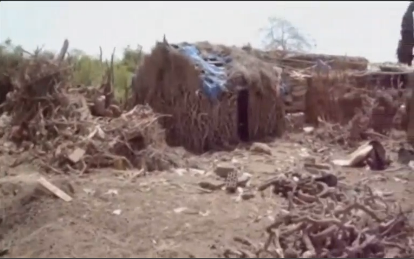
132;41;286;153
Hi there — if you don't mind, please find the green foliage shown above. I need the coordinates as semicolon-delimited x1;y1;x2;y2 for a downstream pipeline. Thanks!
120;45;143;73
0;39;145;102
113;63;131;100
71;55;105;86
0;38;24;71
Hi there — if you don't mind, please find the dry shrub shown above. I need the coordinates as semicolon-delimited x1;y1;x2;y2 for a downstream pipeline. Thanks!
133;41;285;153
5;55;72;127
1;41;173;174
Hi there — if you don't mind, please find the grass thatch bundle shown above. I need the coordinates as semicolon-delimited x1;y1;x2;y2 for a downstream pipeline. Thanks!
133;40;286;153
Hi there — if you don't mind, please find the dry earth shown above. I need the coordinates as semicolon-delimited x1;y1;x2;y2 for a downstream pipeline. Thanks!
0;134;413;258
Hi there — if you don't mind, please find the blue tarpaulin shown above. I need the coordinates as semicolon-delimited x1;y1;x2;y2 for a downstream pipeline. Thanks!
174;43;290;101
174;44;232;101
280;80;290;96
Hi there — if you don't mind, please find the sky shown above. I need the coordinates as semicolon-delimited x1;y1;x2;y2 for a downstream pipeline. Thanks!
0;1;410;62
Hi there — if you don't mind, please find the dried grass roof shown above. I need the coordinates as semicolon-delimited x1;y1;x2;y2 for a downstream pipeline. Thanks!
241;48;369;71
183;41;282;94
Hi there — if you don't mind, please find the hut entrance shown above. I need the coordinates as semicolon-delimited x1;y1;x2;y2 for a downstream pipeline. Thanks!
237;89;249;141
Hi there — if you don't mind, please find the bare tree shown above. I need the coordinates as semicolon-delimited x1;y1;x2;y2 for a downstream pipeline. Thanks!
261;16;315;52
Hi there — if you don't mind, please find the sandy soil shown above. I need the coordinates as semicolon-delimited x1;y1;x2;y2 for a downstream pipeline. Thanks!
0;136;413;258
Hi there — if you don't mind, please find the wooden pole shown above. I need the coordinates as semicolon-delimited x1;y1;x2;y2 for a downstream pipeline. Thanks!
407;89;414;145
305;77;319;127
406;72;414;145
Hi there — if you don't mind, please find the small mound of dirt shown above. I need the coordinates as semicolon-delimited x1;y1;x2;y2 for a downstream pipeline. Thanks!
0;174;74;249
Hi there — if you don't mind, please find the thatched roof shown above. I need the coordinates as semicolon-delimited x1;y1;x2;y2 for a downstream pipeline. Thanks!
280;53;368;71
167;41;283;98
241;48;369;71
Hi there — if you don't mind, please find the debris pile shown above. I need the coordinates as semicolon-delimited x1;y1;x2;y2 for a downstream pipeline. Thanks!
310;89;408;147
284;68;410;145
227;172;413;258
332;140;389;171
0;40;172;174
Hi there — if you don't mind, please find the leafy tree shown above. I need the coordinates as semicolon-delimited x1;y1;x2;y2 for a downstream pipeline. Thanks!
72;55;104;86
120;45;143;73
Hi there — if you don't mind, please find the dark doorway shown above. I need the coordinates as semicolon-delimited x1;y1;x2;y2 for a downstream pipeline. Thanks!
237;89;249;141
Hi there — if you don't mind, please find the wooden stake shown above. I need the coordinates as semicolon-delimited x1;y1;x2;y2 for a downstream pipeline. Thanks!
37;177;73;202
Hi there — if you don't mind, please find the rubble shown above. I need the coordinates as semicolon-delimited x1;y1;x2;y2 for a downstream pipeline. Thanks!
0;40;176;174
237;172;252;187
332;140;389;170
214;162;236;178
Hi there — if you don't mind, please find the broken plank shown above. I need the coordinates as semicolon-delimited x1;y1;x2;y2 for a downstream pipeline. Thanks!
37;177;73;202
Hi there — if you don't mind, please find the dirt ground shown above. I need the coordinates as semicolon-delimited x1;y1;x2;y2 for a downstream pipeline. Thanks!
1;134;413;258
